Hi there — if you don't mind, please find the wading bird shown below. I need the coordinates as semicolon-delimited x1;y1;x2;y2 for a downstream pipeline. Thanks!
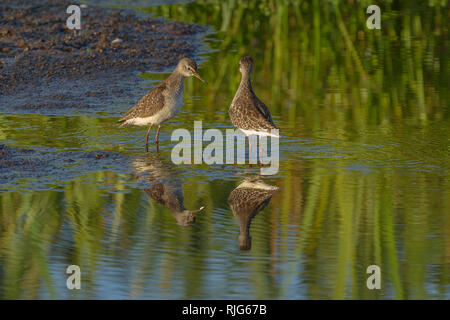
228;56;279;161
228;177;278;250
133;155;204;227
118;58;205;152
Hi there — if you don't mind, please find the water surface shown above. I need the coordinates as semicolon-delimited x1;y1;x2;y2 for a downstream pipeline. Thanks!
0;0;449;299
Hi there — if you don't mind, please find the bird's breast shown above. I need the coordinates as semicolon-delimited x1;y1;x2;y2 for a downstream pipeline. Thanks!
166;82;184;112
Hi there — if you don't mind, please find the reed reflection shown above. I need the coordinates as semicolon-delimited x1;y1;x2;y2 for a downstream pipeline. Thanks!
133;155;204;227
227;177;278;250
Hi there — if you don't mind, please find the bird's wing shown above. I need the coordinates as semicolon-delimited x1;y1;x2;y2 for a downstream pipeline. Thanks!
118;82;167;122
144;183;166;206
229;95;277;130
254;97;275;126
228;187;275;218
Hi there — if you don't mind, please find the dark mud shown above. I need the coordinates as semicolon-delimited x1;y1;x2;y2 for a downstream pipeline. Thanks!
0;0;210;190
0;143;237;192
0;0;207;114
0;144;133;191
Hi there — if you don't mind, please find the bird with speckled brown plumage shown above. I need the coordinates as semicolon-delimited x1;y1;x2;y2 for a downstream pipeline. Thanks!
229;56;279;158
228;177;278;250
119;57;205;152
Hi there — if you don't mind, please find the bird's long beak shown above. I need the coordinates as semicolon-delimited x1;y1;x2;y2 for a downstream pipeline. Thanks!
192;71;206;83
192;206;205;214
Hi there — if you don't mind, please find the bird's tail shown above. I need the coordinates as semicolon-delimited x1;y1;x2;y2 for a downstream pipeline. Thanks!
262;127;281;138
267;129;280;138
117;119;128;127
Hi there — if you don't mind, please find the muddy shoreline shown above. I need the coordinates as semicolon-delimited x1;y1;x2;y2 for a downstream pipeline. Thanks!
0;0;208;189
0;0;207;113
0;143;132;192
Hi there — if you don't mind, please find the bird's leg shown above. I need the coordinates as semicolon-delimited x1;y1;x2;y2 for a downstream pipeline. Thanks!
155;125;161;144
247;135;252;165
259;139;263;165
145;124;153;152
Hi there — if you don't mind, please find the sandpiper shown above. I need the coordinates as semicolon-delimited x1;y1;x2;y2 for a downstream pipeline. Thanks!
227;177;278;250
228;56;279;158
118;57;205;152
133;155;204;227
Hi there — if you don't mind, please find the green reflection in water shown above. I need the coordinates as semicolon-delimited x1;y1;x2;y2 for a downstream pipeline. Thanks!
0;0;449;299
145;0;449;126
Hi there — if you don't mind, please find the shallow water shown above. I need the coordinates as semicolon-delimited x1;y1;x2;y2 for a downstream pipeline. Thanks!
0;1;449;299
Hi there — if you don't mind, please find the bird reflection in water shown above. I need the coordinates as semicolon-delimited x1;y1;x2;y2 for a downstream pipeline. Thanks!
227;177;279;250
133;155;204;227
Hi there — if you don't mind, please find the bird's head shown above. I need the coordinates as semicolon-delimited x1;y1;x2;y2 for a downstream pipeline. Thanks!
174;206;205;227
238;234;252;251
177;58;206;83
239;56;253;75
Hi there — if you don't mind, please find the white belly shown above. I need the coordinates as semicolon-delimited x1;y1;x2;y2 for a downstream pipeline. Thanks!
124;87;184;126
239;128;280;138
125;115;157;126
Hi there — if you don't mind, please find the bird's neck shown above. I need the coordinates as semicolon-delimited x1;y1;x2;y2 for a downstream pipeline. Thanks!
238;72;253;92
169;69;186;81
167;69;185;92
238;219;252;244
236;210;253;236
